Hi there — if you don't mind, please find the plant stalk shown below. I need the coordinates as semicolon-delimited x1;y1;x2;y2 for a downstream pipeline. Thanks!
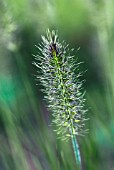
71;133;82;170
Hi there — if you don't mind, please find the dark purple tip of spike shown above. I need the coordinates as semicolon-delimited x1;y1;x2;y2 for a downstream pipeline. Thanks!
49;43;59;55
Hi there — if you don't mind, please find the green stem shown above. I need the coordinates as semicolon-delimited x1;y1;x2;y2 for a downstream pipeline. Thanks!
71;133;82;170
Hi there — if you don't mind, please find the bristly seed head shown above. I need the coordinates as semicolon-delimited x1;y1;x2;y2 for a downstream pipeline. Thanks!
33;29;88;140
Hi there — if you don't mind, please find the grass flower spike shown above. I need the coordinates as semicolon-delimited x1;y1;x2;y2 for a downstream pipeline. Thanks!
33;29;88;169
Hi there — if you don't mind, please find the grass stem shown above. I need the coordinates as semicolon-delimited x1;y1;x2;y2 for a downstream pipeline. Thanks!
71;133;81;170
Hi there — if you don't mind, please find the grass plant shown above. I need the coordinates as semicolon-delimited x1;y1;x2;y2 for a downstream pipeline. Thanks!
33;29;88;169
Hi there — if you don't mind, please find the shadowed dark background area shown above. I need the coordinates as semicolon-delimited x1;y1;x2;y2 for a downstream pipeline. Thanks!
0;0;114;170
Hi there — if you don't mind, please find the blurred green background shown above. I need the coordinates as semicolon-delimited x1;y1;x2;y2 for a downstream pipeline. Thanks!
0;0;114;170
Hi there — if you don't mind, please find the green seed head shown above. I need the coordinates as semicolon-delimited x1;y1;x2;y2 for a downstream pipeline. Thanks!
33;29;88;140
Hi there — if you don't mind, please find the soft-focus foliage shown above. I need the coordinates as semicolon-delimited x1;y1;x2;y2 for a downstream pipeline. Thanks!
0;0;114;170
